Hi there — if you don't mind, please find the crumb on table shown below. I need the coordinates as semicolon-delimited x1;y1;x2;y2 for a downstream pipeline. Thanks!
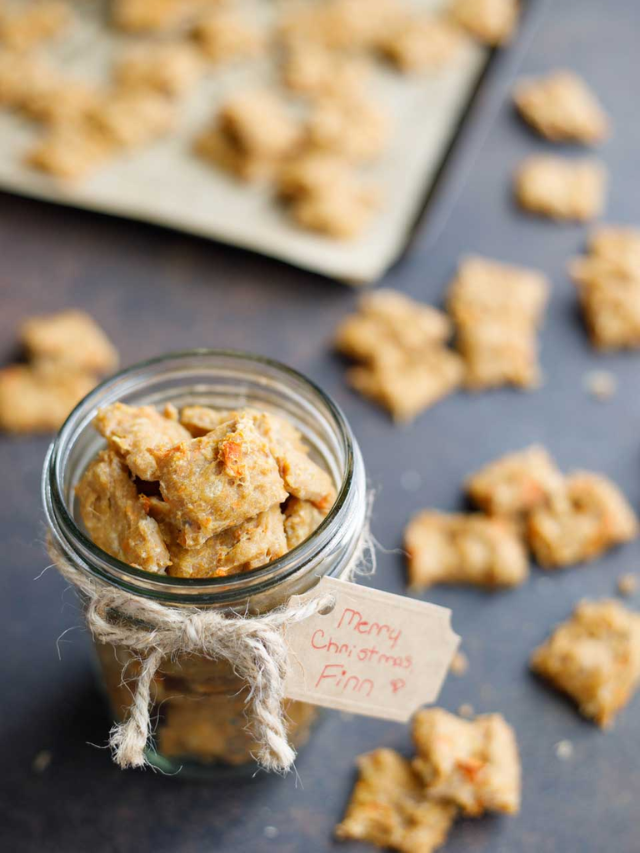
617;573;638;597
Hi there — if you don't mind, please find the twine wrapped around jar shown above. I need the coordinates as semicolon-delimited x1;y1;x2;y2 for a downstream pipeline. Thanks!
47;528;373;774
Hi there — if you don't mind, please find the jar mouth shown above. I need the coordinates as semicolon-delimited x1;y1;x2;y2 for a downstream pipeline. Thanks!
44;349;359;604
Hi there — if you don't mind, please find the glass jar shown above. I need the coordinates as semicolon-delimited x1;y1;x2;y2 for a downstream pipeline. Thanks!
42;350;367;776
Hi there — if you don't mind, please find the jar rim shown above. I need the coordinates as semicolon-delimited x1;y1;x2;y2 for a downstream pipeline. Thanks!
43;349;361;605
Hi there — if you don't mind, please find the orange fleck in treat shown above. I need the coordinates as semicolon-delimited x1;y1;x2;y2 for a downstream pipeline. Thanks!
306;96;390;163
75;449;171;573
412;708;521;815
20;309;118;375
94;402;192;481
379;16;464;73
336;748;457;853
531;599;640;727
405;511;528;589
193;10;264;64
450;0;519;46
527;472;637;568
114;42;203;97
514;70;610;144
515;155;607;222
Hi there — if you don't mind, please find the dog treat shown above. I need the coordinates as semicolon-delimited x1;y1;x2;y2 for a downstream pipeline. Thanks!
379;16;464;73
570;226;640;350
412;708;521;816
447;256;549;389
405;511;529;589
0;363;95;433
305;96;390;163
336;748;457;853
193;11;264;64
465;445;564;520
283;497;327;549
290;179;379;239
531;599;640;727
0;1;69;53
515;156;607;222
20;309;119;375
281;42;369;100
114;42;203;97
278;0;404;52
91;89;176;149
527;472;638;568
514;70;609;144
450;0;519;46
112;0;213;33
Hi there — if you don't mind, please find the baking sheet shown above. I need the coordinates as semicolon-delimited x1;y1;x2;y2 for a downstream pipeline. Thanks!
0;0;488;282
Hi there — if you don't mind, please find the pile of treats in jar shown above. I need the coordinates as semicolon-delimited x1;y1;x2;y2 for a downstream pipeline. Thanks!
0;0;522;240
74;402;336;577
0;309;118;433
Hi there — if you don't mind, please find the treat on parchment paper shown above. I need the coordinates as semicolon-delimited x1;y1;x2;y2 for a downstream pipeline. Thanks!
412;708;521;815
0;0;70;53
305;95;391;164
379;15;464;74
404;510;529;589
570;225;640;350
192;10;265;65
288;173;380;240
111;0;216;34
447;255;549;389
531;599;640;727
514;156;607;222
335;748;457;853
514;70;610;144
281;42;370;100
450;0;519;46
114;42;203;97
527;471;638;568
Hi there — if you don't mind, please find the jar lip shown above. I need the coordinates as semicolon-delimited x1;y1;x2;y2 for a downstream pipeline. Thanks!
45;349;357;601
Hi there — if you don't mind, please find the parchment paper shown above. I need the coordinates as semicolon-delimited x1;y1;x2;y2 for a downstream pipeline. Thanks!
0;1;488;282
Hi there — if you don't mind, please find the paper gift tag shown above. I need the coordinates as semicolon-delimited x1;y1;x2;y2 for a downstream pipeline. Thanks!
284;578;460;722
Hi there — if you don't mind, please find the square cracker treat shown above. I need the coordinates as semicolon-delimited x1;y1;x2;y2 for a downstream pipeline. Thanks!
114;42;203;97
450;0;519;46
90;89;176;150
455;319;542;389
112;0;210;33
20;309;118;375
305;96;390;164
465;445;564;519
527;471;637;568
152;413;288;549
281;42;369;100
379;16;463;73
290;178;379;240
335;748;457;853
26;123;115;181
412;708;521;816
515;156;607;222
75;448;171;573
531;599;640;727
514;70;609;144
0;1;69;53
193;11;264;64
404;511;529;589
94;402;192;481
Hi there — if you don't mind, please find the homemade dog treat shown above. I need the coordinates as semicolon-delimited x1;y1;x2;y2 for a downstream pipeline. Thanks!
305;95;390;163
514;70;610;144
114;42;203;97
111;0;214;33
450;0;519;46
570;225;640;349
289;175;379;239
76;404;335;574
447;256;549;389
281;42;369;99
192;10;265;64
531;599;640;727
404;511;529;589
412;708;521;815
515;156;607;222
526;472;638;568
379;15;464;73
0;0;70;53
336;748;457;853
20;309;119;375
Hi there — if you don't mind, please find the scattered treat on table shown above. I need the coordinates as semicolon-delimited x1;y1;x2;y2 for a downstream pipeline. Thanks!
335;748;457;853
527;472;638;568
305;95;390;163
450;650;469;676
617;573;638;597
281;41;369;100
514;155;607;222
531;599;640;726
404;511;529;590
75;404;336;576
513;70;610;144
114;42;203;97
111;0;213;34
20;309;119;375
465;445;564;521
583;369;617;401
0;1;70;53
192;10;265;64
379;15;464;74
447;255;549;390
412;708;521;815
570;226;640;350
450;0;519;46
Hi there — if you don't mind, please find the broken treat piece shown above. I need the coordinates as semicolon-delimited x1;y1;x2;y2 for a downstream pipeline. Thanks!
379;16;463;73
0;363;96;433
531;599;640;726
405;511;529;589
450;0;519;46
465;445;564;520
514;70;610;144
20;309;118;376
0;1;69;53
527;471;638;568
515;156;607;222
193;11;264;64
94;402;192;481
336;748;457;853
283;497;327;549
290;178;379;239
306;96;390;163
166;505;288;578
281;42;369;99
413;708;521;816
114;42;203;97
75;449;171;572
112;0;211;33
152;413;288;548
179;405;238;437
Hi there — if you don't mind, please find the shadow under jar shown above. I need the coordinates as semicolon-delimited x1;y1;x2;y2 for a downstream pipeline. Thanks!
43;350;367;777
